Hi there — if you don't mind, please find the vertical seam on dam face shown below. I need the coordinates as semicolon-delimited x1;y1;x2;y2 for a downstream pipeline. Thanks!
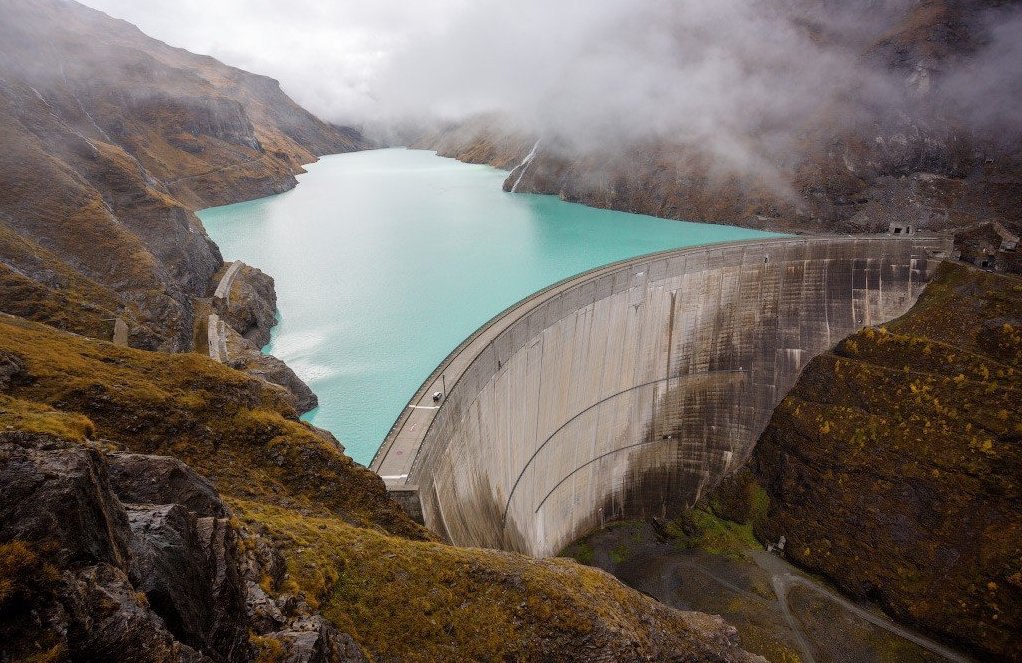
370;235;952;558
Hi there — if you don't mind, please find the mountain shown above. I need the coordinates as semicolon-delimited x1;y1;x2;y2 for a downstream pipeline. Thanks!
0;313;762;663
0;0;365;352
418;0;1022;237
747;262;1022;661
0;2;766;661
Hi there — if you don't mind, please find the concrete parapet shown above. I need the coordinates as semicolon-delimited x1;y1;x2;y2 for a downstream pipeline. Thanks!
112;317;129;346
207;313;228;363
213;261;244;306
371;235;952;557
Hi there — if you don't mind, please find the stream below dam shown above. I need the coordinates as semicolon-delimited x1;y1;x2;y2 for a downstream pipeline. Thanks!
199;148;781;464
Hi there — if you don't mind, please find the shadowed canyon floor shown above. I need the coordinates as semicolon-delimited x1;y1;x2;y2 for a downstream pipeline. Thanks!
567;261;1022;663
567;520;971;663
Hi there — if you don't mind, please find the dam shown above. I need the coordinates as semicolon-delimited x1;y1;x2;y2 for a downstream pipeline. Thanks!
370;234;952;558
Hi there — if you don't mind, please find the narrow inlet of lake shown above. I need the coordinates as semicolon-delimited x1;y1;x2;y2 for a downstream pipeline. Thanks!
199;148;782;464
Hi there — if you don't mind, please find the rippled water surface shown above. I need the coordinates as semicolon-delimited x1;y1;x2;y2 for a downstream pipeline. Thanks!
199;148;781;464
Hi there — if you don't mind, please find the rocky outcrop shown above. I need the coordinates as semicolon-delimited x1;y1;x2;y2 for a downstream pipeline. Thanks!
125;504;250;661
224;326;319;414
0;303;763;662
108;453;229;519
217;265;278;349
0;0;365;350
210;263;319;413
747;262;1022;661
0;431;369;663
0;433;206;661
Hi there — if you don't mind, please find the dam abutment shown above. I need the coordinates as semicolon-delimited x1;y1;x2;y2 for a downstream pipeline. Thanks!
372;235;952;558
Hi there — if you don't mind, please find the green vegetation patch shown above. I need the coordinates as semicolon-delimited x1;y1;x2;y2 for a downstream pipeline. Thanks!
664;509;762;559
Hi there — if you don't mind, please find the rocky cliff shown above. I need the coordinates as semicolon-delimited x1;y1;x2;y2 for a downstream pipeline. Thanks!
0;313;762;662
0;0;365;352
739;262;1022;661
418;0;1022;237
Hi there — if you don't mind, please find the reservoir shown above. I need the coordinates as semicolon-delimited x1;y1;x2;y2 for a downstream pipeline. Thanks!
199;148;781;464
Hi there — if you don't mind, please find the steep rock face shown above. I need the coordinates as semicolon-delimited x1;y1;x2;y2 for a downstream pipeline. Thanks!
0;434;209;662
218;265;278;349
126;504;250;662
0;431;370;663
0;434;132;570
0;0;365;350
749;262;1022;661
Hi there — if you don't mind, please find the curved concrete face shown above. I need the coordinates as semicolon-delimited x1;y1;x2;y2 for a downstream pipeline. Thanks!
372;235;952;558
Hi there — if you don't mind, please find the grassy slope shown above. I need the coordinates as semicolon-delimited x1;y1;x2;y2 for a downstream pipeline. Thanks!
750;262;1022;661
0;313;755;661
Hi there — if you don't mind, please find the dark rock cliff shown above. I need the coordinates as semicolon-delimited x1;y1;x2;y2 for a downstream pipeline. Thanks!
0;433;365;663
745;262;1022;661
0;0;366;351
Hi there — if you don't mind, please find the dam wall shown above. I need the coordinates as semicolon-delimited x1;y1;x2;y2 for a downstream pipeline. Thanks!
371;235;951;558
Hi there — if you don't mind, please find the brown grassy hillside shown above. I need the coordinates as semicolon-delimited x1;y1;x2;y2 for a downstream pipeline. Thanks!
0;313;761;662
0;0;365;351
748;262;1022;661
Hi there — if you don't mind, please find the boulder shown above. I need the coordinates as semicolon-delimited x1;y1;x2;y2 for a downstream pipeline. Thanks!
108;452;228;518
0;433;131;568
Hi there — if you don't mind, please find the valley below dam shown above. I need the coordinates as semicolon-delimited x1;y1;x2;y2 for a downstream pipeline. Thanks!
199;147;781;464
199;147;981;662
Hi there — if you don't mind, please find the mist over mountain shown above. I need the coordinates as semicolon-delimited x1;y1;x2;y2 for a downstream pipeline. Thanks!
1;2;1020;662
404;1;1022;232
0;0;363;351
83;0;1021;232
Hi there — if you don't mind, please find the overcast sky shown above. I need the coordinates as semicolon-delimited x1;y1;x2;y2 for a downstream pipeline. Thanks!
77;0;892;134
79;0;470;122
78;0;1021;175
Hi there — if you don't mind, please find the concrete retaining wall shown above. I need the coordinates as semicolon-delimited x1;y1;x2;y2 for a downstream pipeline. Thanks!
371;235;951;558
207;313;228;363
214;261;243;303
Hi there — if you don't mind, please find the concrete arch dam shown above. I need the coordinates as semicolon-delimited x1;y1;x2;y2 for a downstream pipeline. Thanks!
371;235;951;558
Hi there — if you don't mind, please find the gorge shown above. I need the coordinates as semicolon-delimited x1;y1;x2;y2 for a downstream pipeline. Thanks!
1;0;1020;661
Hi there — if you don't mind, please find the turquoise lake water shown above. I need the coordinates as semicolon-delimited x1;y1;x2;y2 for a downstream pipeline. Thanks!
199;148;781;465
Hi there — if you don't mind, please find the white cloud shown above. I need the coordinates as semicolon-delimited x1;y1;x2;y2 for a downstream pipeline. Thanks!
78;0;470;120
79;0;1022;175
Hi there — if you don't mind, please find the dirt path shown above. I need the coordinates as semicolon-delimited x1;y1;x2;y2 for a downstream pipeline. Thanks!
752;551;972;663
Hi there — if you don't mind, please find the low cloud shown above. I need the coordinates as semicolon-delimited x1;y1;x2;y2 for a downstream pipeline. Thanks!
82;0;1022;174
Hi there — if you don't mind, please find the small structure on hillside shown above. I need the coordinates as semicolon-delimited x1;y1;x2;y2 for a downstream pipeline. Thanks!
954;222;1021;274
888;222;914;236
